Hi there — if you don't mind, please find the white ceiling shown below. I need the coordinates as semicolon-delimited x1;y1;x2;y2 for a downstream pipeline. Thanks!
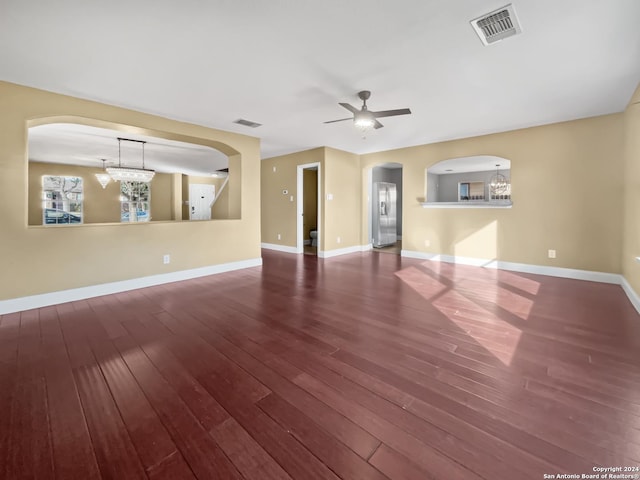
2;1;640;160
28;124;229;176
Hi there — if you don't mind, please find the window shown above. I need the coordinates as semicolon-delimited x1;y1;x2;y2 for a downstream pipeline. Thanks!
42;176;83;225
120;181;150;222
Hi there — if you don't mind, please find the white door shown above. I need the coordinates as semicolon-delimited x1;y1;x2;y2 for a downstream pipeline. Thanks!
189;184;216;220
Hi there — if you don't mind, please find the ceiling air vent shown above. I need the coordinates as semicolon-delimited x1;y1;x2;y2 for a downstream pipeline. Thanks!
233;118;262;128
471;4;522;46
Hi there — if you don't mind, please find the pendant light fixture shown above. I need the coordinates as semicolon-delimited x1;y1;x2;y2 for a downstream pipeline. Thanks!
107;137;155;183
489;164;509;199
95;158;111;189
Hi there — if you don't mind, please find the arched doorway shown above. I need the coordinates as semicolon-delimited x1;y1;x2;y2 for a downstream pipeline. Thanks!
369;162;403;254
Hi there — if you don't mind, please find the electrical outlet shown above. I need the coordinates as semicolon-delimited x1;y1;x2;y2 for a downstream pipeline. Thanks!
163;254;170;264
548;249;556;259
277;234;281;240
337;236;341;244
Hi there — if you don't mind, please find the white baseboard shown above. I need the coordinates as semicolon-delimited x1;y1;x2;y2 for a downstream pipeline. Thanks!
261;242;298;254
319;245;371;259
0;257;263;315
400;250;621;284
621;276;640;314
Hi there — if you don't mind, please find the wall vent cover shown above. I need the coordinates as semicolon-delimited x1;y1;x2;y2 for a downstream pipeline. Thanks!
471;4;522;45
233;118;262;128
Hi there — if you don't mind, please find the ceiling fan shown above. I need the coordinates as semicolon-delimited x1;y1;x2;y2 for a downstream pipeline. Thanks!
324;90;411;130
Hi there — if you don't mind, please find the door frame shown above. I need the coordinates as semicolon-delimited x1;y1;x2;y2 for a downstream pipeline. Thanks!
296;162;321;254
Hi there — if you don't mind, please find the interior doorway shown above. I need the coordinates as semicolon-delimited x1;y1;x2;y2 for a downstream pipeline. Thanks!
189;183;216;220
369;163;403;255
297;162;321;255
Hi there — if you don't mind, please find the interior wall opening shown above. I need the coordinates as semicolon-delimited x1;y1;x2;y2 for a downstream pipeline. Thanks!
297;163;320;255
370;162;403;255
27;122;239;226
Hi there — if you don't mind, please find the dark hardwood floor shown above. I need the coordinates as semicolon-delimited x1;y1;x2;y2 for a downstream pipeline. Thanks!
2;249;640;479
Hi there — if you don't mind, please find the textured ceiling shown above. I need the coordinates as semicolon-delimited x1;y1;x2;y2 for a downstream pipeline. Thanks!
2;0;639;160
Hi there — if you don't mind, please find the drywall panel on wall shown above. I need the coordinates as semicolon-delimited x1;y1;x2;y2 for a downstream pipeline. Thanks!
323;148;361;251
622;83;640;292
0;81;261;302
361;113;625;274
261;148;324;248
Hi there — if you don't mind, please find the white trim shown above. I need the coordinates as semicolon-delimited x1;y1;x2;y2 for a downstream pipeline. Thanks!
261;243;298;254
319;245;370;258
400;250;621;284
0;257;263;315
621;277;640;314
421;201;512;209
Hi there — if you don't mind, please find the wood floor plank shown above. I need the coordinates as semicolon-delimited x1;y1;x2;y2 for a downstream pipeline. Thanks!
369;443;441;480
257;392;390;480
187;320;382;460
112;334;244;480
287;352;545;478
198;371;342;480
91;338;194;477
74;362;147;479
40;306;102;480
211;417;293;480
2;249;639;479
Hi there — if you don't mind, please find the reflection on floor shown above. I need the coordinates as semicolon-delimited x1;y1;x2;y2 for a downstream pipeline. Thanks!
304;245;317;256
373;240;402;255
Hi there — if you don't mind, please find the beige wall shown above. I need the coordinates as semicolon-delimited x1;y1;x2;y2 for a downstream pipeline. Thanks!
0;81;260;301
149;173;173;221
260;146;361;252
361;114;625;273
323;147;361;251
261;148;324;247
622;83;640;292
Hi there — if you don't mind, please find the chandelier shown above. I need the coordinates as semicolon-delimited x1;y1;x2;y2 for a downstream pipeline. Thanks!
489;164;509;197
107;137;155;183
95;158;111;189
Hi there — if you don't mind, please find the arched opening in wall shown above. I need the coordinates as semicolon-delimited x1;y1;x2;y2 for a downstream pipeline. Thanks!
27;122;240;225
368;162;403;254
425;155;512;208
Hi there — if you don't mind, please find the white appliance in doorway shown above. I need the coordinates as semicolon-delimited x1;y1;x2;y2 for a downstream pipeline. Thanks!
189;183;216;220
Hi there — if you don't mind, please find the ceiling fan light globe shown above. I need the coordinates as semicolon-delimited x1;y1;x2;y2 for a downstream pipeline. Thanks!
354;111;375;129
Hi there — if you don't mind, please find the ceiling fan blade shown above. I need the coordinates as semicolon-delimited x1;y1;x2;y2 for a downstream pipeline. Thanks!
323;118;352;124
338;102;359;114
373;119;384;129
372;108;412;118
